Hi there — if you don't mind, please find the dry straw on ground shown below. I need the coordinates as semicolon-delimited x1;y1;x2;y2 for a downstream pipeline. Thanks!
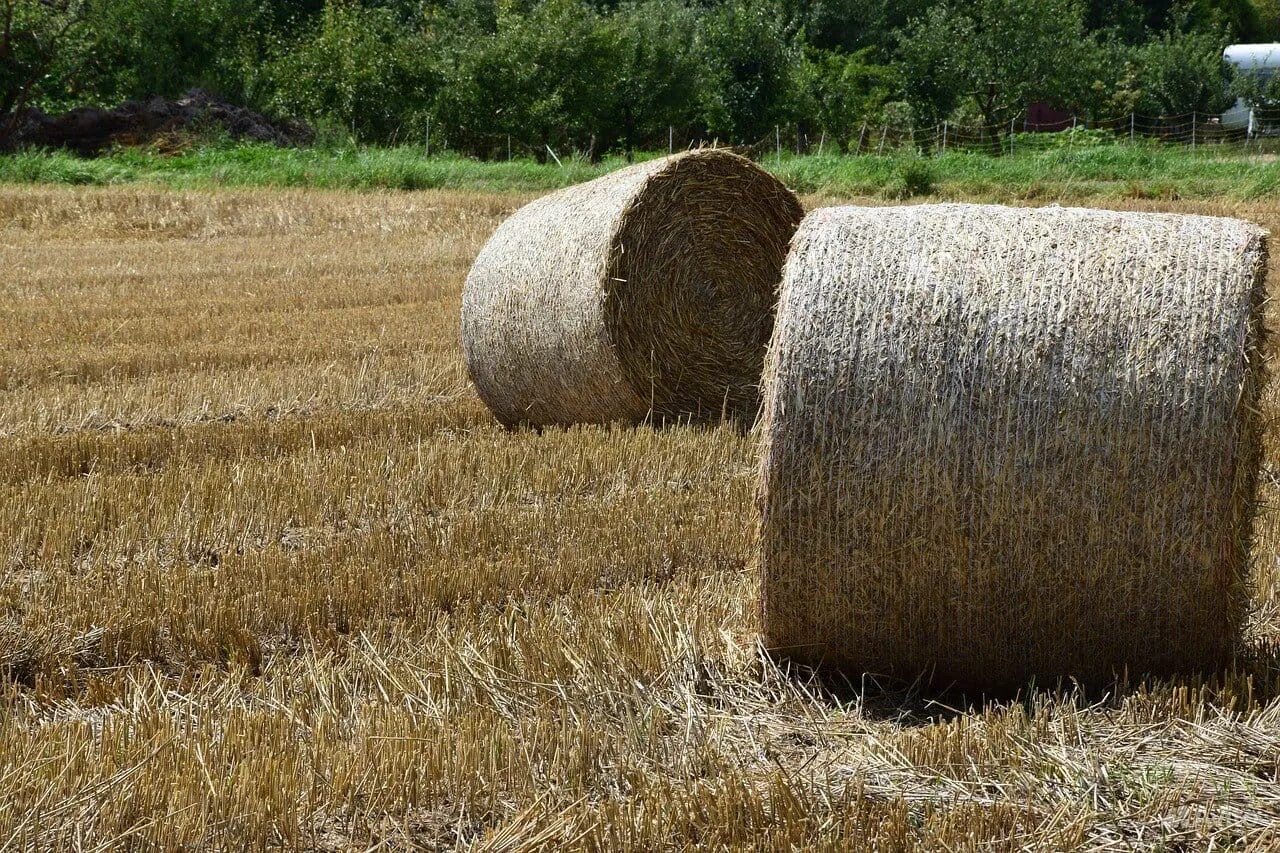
4;187;1280;848
759;202;1270;692
461;150;803;427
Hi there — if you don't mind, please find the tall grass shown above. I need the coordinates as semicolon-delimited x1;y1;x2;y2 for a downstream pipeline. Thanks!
4;141;1280;198
0;145;615;192
770;145;1280;199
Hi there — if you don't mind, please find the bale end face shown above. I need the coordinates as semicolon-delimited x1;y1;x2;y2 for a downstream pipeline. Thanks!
462;150;803;428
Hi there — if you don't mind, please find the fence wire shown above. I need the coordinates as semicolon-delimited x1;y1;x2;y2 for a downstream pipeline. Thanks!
414;107;1280;162
754;107;1280;158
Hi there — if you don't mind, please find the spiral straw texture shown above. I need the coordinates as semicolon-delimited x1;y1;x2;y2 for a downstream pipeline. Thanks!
759;203;1269;691
462;150;803;428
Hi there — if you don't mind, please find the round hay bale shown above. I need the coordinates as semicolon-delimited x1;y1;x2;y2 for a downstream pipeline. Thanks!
758;203;1269;691
462;150;803;427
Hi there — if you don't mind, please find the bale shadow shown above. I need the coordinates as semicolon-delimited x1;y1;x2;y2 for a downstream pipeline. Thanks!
768;635;1280;727
502;407;760;437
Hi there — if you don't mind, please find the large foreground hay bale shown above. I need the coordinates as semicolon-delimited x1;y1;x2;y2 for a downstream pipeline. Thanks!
462;150;803;427
759;203;1268;691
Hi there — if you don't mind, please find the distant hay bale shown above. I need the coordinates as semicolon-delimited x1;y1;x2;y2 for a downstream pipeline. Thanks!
462;150;803;428
758;203;1269;691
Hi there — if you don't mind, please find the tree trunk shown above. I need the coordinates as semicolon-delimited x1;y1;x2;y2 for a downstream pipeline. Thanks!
624;106;634;164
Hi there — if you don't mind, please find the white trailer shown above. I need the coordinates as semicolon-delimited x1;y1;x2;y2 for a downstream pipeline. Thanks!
1222;43;1280;131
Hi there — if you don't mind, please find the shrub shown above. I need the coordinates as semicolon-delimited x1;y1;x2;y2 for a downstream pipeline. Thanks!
884;153;936;198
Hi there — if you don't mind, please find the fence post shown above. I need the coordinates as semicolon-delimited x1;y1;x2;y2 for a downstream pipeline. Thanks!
506;134;511;161
877;124;887;155
425;117;430;158
942;121;948;153
775;126;781;160
1191;112;1197;150
1009;117;1016;155
1130;112;1135;143
857;122;867;154
668;126;673;154
817;131;825;155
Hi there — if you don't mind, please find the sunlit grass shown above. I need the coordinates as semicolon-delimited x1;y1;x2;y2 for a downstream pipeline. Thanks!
5;139;1280;199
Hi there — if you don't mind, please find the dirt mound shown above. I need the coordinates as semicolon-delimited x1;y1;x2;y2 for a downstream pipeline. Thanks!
3;89;313;156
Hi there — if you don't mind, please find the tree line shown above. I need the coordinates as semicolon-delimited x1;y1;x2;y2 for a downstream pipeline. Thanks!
3;0;1279;158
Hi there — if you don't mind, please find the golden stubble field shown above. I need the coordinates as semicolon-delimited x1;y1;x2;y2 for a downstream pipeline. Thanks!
2;184;1280;850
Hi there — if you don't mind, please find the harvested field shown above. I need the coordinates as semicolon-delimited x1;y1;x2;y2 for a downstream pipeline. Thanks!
2;184;1280;849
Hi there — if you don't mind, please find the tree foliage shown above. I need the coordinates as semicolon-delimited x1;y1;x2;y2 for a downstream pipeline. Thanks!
799;48;896;150
1;0;90;126
1133;25;1236;114
699;0;801;142
1;0;1271;155
898;0;1098;134
602;1;714;153
268;1;434;142
79;0;269;104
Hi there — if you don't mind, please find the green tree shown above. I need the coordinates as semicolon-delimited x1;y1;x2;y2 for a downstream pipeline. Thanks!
800;47;896;150
1075;31;1142;118
781;0;938;53
1085;0;1148;40
269;0;435;142
0;0;90;140
1132;26;1235;114
603;1;715;157
699;0;801;143
431;0;614;158
1198;0;1264;38
78;0;273;106
1250;0;1280;38
1090;0;1261;37
897;0;1100;147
